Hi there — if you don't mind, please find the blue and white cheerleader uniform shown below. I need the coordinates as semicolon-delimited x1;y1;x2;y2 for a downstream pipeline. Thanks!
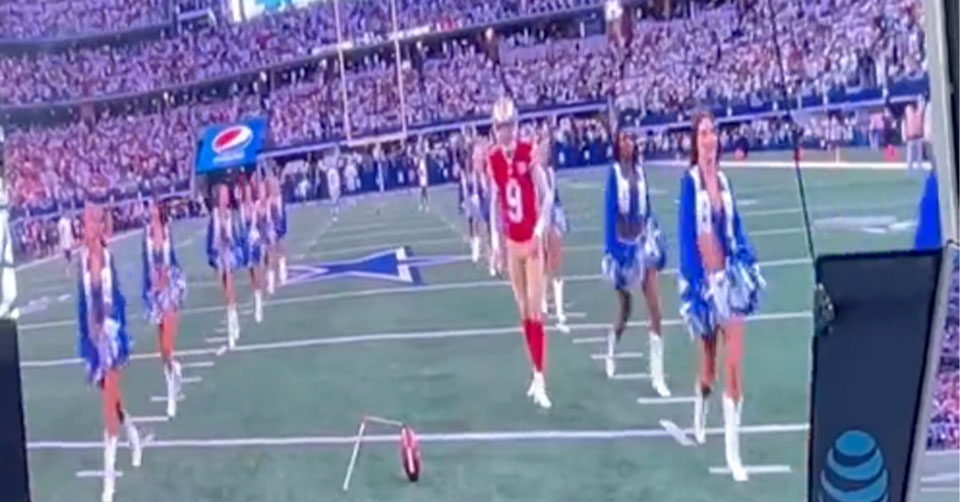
677;166;765;339
141;227;186;325
270;198;287;244
546;166;568;236
602;159;666;291
465;168;489;224
206;208;244;274
242;205;271;268
77;248;131;384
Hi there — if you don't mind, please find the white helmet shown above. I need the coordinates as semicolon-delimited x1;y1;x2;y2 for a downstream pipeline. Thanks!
491;96;517;125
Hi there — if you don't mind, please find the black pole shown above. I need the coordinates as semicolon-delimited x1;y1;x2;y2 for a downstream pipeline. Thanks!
765;0;817;261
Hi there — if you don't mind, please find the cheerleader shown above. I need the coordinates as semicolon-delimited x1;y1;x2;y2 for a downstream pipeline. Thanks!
417;152;429;212
538;125;569;331
471;135;499;276
481;134;508;278
77;204;142;502
265;173;288;291
678;111;765;481
463;130;485;263
206;183;243;348
602;132;669;397
141;200;186;418
240;178;267;323
327;159;342;221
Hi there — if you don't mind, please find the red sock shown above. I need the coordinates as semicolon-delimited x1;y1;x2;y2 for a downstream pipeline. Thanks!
522;319;534;368
523;319;545;374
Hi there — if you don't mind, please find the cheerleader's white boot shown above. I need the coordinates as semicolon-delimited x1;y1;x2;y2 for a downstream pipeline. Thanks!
101;434;118;502
278;257;288;285
254;291;264;324
723;395;748;482
227;306;240;349
648;333;671;397
267;269;276;295
470;237;480;263
605;329;617;379
124;418;142;468
693;384;709;445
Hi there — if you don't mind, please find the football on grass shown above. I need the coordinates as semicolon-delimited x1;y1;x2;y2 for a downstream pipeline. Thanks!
400;425;421;482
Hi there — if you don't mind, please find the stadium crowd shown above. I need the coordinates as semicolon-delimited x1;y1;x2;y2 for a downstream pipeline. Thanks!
0;0;167;40
3;0;929;211
0;0;603;104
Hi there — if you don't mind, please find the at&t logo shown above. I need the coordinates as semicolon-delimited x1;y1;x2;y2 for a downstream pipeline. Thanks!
820;429;889;502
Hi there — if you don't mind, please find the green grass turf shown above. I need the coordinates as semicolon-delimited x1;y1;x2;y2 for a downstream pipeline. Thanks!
14;151;941;502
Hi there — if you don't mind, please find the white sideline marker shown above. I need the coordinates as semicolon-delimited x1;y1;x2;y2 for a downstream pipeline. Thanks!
130;416;168;424
205;336;227;344
610;372;650;381
591;351;643;360
181;361;215;369
151;394;185;403
550;312;586;320
636;396;697;405
181;376;203;385
709;465;791;476
659;420;693;446
215;345;228;356
572;336;605;345
76;470;123;479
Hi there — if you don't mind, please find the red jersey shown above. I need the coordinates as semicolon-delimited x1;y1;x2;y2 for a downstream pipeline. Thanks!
489;141;538;242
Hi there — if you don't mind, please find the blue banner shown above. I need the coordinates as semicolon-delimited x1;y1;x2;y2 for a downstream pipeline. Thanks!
196;118;267;174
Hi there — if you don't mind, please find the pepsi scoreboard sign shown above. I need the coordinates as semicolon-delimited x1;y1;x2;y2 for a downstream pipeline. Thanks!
809;249;949;502
196;118;267;174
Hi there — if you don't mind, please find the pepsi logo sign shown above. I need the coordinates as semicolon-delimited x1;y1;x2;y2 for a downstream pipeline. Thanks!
212;126;254;154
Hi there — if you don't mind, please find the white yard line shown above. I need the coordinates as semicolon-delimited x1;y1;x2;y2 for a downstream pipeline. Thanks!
181;361;215;369
591;351;643;360
130;416;169;424
572;336;606;345
30;422;811;450
636;396;697;405
149;394;185;403
708;465;792;475
18;257;812;330
609;372;650;381
76;470;123;478
20;311;812;369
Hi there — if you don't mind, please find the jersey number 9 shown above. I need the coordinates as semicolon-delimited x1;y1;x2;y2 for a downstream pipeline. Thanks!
506;178;524;224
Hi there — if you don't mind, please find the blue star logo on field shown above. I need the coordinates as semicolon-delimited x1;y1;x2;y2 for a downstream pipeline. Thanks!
820;429;889;502
286;247;466;286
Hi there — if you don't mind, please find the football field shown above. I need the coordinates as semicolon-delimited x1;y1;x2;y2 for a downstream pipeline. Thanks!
14;151;959;501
